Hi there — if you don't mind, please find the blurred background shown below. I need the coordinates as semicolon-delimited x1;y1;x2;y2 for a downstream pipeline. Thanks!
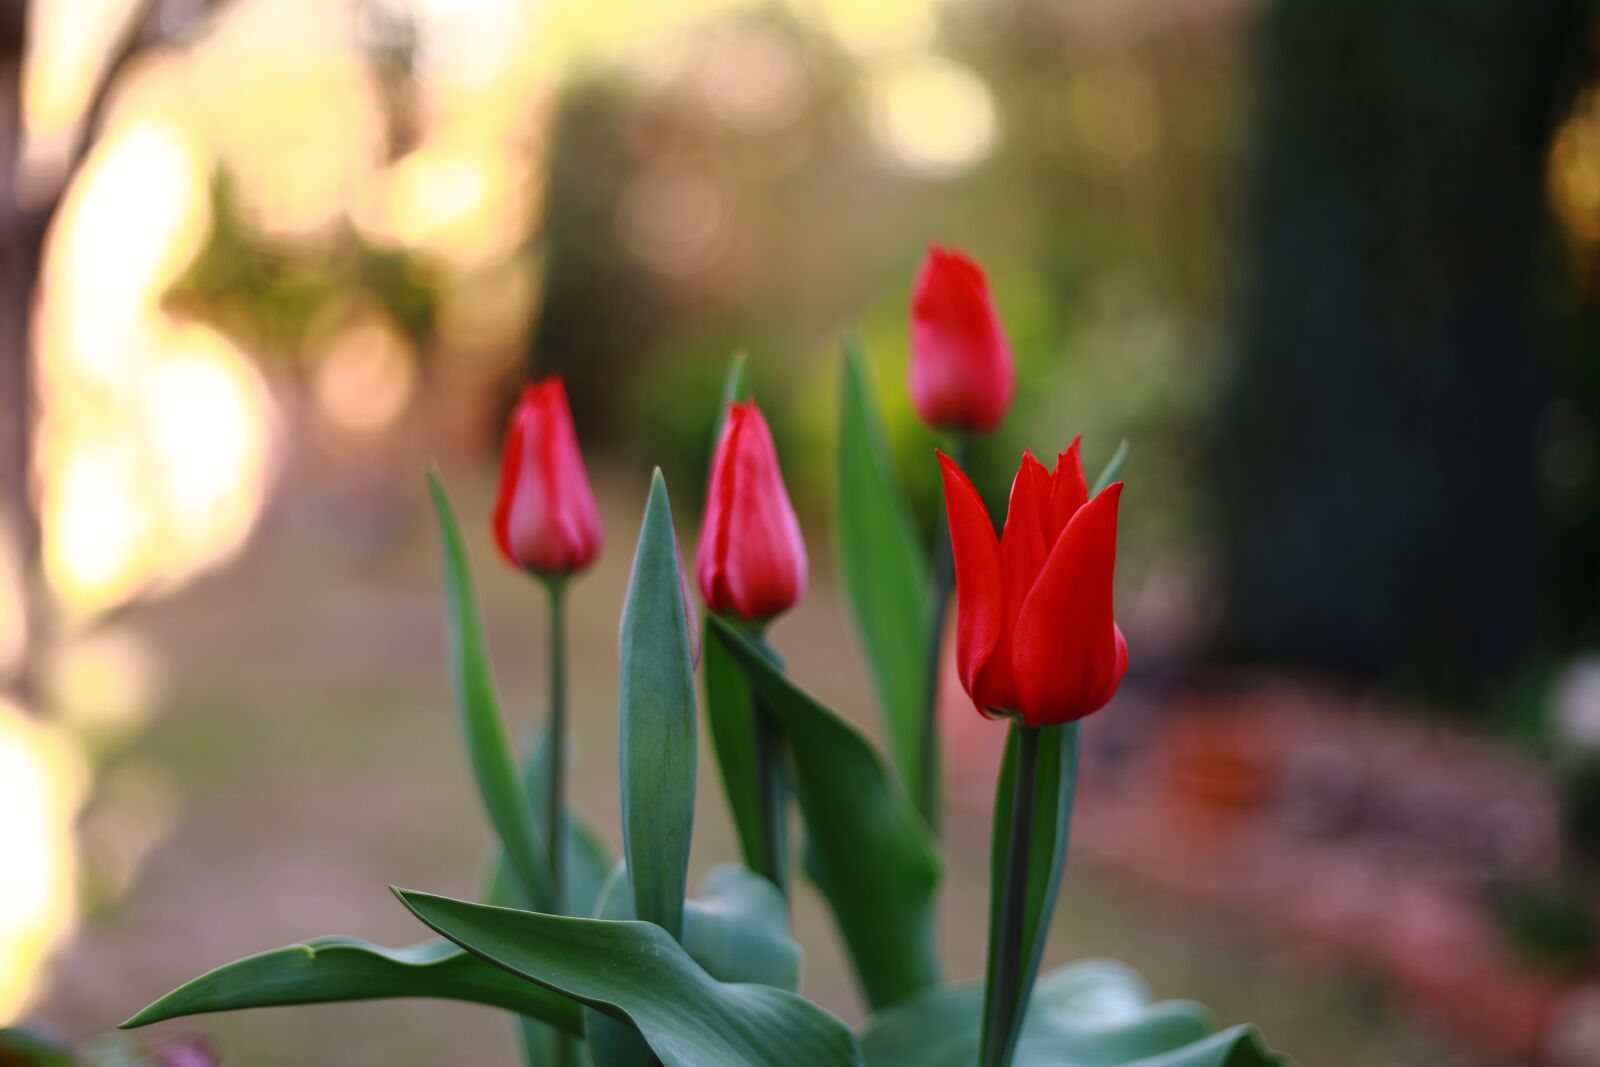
3;0;1600;1063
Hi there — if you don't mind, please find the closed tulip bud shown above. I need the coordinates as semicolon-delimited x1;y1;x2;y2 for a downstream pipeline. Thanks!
939;440;1126;725
695;400;807;621
492;377;603;578
909;247;1015;435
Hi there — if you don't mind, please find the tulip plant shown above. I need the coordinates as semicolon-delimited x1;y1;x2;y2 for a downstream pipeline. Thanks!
122;250;1285;1067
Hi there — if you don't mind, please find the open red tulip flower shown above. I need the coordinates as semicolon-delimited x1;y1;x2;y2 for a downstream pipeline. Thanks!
492;377;603;578
939;440;1126;725
696;399;807;622
909;246;1016;435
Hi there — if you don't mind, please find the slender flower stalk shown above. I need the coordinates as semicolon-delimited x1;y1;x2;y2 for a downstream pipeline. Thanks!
916;434;969;831
491;376;602;921
981;722;1041;1067
908;247;1014;834
543;577;568;909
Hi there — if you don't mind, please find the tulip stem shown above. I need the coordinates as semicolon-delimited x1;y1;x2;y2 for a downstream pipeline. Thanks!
982;722;1041;1067
545;578;568;913
749;632;790;896
918;435;971;833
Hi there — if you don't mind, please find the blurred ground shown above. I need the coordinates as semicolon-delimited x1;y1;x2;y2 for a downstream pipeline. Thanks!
29;468;1474;1066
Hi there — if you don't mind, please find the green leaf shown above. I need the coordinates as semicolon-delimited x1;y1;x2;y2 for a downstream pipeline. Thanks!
836;339;930;809
708;617;940;1011
1091;441;1128;497
861;961;1287;1067
485;725;614;918
683;864;802;991
427;470;554;912
983;722;1081;1066
618;469;698;941
703;620;764;874
483;726;614;1067
121;937;582;1033
712;350;750;455
585;862;804;1067
396;889;864;1067
0;1026;77;1067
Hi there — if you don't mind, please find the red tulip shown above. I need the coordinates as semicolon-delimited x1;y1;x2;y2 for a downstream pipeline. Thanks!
938;441;1126;725
696;400;807;621
492;377;603;577
909;247;1015;434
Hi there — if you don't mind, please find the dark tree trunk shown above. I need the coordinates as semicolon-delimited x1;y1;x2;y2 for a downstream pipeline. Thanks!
1213;0;1596;696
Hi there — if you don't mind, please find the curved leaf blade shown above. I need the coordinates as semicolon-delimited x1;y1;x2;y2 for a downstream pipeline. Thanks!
121;937;581;1033
861;961;1286;1067
427;470;553;912
836;340;930;806
708;617;940;1010
618;470;698;941
396;890;863;1067
1091;442;1128;497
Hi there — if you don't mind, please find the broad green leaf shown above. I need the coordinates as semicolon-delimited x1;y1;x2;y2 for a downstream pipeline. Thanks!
836;340;930;812
702;620;764;875
618;470;697;940
121;937;581;1033
427;471;553;912
397;890;864;1067
708;617;940;1010
585;865;655;1067
485;725;614;917
683;864;801;990
861;961;1286;1067
594;863;801;991
983;722;1080;1066
484;726;614;1067
1091;441;1128;497
585;862;803;1067
0;1027;76;1066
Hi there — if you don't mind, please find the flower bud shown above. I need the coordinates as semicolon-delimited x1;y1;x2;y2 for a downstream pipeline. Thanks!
492;377;603;577
909;247;1015;434
695;400;807;621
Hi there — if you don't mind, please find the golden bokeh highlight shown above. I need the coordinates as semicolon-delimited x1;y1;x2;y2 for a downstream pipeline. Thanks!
866;55;999;177
315;313;419;434
0;702;86;1023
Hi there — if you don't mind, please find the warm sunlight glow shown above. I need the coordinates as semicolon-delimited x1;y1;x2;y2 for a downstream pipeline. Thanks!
866;55;998;177
184;0;385;241
0;703;85;1023
315;313;419;433
18;0;143;197
37;113;274;619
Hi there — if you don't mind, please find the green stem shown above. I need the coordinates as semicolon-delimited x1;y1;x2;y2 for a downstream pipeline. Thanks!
981;722;1041;1067
918;434;971;832
751;694;788;893
749;631;790;896
545;578;568;913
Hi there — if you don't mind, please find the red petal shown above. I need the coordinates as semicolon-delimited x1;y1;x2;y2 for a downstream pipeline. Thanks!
937;451;1003;714
1011;482;1125;725
1046;436;1088;544
973;452;1051;711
